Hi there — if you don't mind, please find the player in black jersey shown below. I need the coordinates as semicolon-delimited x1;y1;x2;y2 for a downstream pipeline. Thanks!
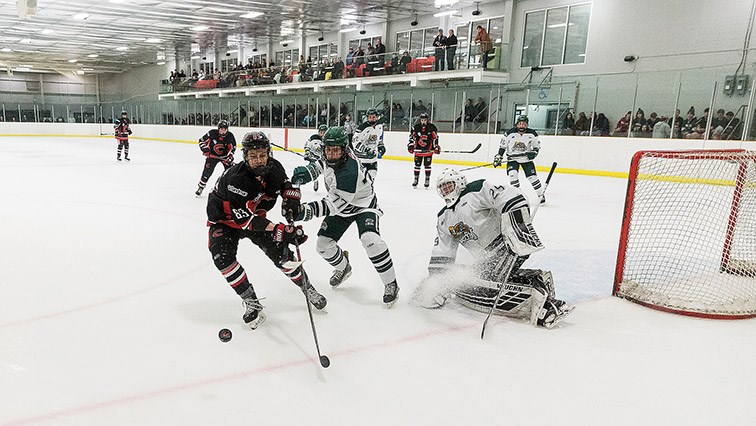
114;111;132;161
206;131;327;329
195;120;236;197
407;112;441;188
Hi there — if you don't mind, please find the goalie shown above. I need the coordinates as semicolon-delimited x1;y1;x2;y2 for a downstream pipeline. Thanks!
415;168;572;328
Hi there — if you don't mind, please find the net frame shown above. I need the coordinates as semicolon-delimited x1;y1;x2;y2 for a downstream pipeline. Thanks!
613;149;756;319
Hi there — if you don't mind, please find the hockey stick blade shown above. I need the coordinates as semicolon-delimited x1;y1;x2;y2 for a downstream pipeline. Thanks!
280;259;304;270
443;143;482;154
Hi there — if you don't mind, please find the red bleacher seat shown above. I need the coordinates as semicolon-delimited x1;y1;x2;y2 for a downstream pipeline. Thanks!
194;79;218;89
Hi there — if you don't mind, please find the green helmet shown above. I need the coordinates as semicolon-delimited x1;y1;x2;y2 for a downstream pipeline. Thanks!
318;124;328;132
322;126;349;167
366;108;379;117
516;115;529;124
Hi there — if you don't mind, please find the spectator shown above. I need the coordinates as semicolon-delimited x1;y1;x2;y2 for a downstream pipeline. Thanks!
562;111;575;135
593;113;610;136
399;51;412;73
414;100;428;116
631;108;646;136
473;97;487;123
668;109;683;138
446;29;458;71
652;115;671;138
191;69;198;79
433;29;447;71
474;25;493;69
389;53;400;74
721;111;742;140
645;112;659;133
333;57;344;79
681;106;697;136
614;111;631;135
574;111;590;135
345;47;355;77
355;45;365;68
375;38;386;73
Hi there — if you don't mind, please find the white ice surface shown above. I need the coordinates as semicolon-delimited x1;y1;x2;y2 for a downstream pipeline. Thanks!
1;137;755;426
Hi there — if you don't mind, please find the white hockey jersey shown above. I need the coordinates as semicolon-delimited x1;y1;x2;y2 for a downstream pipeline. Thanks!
313;152;381;217
429;179;541;272
304;135;324;162
353;123;384;164
500;128;540;163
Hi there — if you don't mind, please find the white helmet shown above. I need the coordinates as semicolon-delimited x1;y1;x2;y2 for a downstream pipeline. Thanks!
436;168;468;207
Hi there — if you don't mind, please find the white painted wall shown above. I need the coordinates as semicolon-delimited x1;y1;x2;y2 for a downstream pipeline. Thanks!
3;123;755;175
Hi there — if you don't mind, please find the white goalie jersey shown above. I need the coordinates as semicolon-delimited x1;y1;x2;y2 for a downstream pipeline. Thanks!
353;124;384;164
429;179;543;273
500;128;540;163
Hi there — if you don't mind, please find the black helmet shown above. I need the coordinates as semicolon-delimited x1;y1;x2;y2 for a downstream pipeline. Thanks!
242;131;271;174
218;120;229;129
322;126;349;167
121;110;128;115
419;112;429;119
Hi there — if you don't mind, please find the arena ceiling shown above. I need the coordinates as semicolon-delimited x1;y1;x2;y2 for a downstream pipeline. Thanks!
0;0;491;75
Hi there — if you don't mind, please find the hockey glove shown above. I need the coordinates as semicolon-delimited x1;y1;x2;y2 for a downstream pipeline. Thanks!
434;144;441;155
362;147;376;158
281;187;302;220
407;142;414;154
272;223;308;245
526;151;537;160
292;164;315;185
493;154;503;168
128;129;132;135
297;203;314;222
377;145;386;157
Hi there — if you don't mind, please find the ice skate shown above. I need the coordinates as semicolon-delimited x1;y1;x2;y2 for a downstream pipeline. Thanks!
329;251;352;287
124;156;130;162
383;280;399;307
242;297;266;329
412;176;419;188
424;175;431;189
117;156;122;162
195;185;204;197
536;299;572;329
303;282;327;310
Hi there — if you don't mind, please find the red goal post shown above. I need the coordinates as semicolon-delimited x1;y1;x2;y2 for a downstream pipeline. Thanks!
613;149;756;319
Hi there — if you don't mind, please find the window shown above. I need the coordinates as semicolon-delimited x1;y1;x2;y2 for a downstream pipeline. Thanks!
308;43;338;64
395;27;437;57
349;36;383;53
274;49;299;67
247;53;267;67
521;3;591;68
221;58;238;72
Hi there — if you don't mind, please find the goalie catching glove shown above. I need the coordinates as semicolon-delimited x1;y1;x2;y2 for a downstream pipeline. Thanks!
271;223;307;245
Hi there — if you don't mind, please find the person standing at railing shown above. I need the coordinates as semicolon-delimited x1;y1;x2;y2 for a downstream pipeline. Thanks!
474;25;493;69
114;110;132;162
433;29;447;71
375;38;386;75
446;29;458;71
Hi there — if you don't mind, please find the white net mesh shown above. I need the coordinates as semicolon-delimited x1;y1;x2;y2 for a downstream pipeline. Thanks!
615;150;756;318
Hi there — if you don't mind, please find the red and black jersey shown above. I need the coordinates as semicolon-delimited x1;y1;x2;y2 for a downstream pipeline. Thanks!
199;129;236;159
206;158;291;231
114;118;131;140
409;122;439;156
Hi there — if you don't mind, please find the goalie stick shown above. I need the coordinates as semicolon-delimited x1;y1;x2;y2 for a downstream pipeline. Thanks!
442;143;482;154
480;161;557;339
287;215;331;369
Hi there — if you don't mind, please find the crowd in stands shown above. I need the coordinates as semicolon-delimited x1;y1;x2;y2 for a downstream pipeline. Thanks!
560;106;743;140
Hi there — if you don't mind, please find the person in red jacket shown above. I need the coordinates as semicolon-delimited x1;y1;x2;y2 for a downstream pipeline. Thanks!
195;120;236;197
407;113;441;188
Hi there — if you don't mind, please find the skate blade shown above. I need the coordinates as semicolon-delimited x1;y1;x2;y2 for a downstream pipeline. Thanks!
330;269;352;288
383;295;399;309
247;312;267;330
544;306;574;329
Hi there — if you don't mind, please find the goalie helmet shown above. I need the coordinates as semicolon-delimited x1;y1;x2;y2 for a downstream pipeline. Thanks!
436;168;468;207
322;126;349;167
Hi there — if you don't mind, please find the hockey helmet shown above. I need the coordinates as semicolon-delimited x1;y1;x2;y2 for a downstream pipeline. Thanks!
242;131;271;174
120;110;128;116
516;115;529;124
436;168;468;207
366;108;379;117
318;124;328;132
419;112;429;120
322;126;349;167
218;120;229;129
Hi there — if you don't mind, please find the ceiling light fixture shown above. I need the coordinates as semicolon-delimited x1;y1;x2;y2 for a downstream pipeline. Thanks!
116;46;128;51
434;0;459;7
87;54;99;57
1;48;12;52
240;11;264;19
19;64;33;68
19;38;32;44
410;14;418;26
72;13;90;20
318;32;324;42
145;38;162;43
433;10;458;17
68;59;78;63
191;25;209;31
156;61;166;65
40;29;54;35
339;27;358;33
472;2;481;16
16;67;31;72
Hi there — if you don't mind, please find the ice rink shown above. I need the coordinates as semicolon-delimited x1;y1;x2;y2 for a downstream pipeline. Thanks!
1;136;755;426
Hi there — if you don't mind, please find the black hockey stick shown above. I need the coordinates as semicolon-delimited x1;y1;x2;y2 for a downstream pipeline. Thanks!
288;217;331;368
271;142;306;158
480;162;557;339
442;143;482;154
460;162;494;171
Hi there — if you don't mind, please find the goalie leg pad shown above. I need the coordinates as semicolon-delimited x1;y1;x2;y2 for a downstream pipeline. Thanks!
502;207;544;257
454;281;536;319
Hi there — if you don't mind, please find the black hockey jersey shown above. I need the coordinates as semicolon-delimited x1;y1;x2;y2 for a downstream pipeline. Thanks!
199;129;236;159
409;122;439;156
206;158;291;231
114;118;131;140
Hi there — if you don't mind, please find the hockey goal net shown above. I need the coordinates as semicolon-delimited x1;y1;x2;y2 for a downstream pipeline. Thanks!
614;149;756;319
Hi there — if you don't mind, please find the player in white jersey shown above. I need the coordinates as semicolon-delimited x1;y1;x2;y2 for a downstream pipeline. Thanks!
352;108;386;180
291;127;399;307
493;115;546;204
414;168;571;328
303;124;327;191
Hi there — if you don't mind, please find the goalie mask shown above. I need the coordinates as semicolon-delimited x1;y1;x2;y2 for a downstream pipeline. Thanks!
436;168;467;207
242;131;272;175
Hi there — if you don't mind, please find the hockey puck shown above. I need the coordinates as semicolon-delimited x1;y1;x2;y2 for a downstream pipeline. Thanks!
320;355;331;368
218;328;232;343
